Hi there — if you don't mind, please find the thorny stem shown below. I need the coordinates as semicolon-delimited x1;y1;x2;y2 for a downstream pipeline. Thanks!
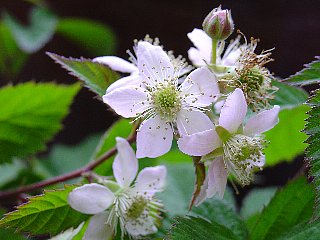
0;129;137;200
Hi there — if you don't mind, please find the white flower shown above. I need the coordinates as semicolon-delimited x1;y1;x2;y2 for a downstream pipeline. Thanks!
187;28;243;67
178;88;280;204
103;41;220;158
93;37;192;94
68;137;167;239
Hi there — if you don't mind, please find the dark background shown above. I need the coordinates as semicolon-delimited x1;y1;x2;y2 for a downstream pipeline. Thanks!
0;0;319;192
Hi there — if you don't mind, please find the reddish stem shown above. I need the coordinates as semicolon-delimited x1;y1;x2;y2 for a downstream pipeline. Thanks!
0;134;136;200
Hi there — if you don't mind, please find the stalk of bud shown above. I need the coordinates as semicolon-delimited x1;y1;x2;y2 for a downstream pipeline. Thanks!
202;6;234;41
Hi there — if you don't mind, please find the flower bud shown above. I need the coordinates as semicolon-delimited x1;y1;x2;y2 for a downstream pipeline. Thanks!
202;6;234;40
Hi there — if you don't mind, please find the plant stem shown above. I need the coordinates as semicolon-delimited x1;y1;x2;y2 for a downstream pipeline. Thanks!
211;39;218;64
0;132;136;200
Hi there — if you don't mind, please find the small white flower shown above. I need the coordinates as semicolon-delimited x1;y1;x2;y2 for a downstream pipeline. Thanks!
187;28;243;67
68;137;167;239
103;41;220;158
178;88;280;204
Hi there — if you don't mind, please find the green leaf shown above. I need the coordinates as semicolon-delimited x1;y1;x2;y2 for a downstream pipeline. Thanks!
93;119;132;175
36;134;101;178
3;7;58;53
264;105;308;166
271;81;308;109
0;160;25;189
57;18;117;55
166;216;238;240
0;22;28;79
240;187;277;219
159;163;236;217
284;57;320;86
0;82;80;164
275;221;320;240
304;89;320;219
47;53;120;96
191;199;248;239
249;177;314;240
0;185;89;236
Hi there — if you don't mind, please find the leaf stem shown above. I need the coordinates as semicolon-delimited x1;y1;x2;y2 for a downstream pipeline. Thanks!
0;130;136;200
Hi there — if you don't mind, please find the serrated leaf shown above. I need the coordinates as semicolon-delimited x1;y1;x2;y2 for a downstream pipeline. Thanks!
275;221;320;240
0;82;80;164
249;177;314;240
3;7;58;53
0;22;28;79
191;199;248;239
0;185;89;236
48;53;120;96
57;18;116;55
264;105;308;166
271;81;308;109
284;57;320;86
304;89;320;219
166;216;238;240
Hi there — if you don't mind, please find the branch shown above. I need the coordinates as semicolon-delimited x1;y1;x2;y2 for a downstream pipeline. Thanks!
0;133;136;200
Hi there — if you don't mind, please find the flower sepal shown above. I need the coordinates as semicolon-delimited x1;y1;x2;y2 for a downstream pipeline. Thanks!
215;125;232;142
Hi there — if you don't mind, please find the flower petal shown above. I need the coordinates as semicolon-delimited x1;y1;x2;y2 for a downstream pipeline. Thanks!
243;105;280;136
106;75;143;93
206;157;228;199
103;86;149;118
180;67;219;107
187;28;211;63
176;109;214;136
84;212;113;240
219;88;247;133
135;165;167;195
113;137;138;187
188;47;207;67
178;129;221;156
136;116;173;158
136;41;174;86
125;216;157;237
68;183;114;214
93;56;138;73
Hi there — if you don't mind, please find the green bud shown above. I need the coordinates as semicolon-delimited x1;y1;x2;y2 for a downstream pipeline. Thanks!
202;6;234;41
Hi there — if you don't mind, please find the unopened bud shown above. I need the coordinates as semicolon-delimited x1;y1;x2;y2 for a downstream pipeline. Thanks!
202;6;234;40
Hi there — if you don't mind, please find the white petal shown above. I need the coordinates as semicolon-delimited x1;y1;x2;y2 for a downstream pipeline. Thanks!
180;67;219;107
106;75;143;93
103;86;149;118
221;48;242;67
194;175;209;206
68;184;114;214
188;47;207;67
84;212;113;240
178;129;221;156
136;116;173;158
219;88;247;133
176;109;214;136
135;166;167;195
243;105;280;136
125;216;157;237
93;56;138;73
113;137;138;187
206;157;228;199
136;41;174;86
187;28;211;63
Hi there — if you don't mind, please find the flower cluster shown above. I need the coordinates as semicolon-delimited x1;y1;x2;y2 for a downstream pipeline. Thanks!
68;5;281;238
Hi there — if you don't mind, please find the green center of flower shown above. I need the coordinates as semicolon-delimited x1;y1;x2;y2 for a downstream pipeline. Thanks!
152;83;181;121
223;134;266;185
239;66;264;91
126;195;148;220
